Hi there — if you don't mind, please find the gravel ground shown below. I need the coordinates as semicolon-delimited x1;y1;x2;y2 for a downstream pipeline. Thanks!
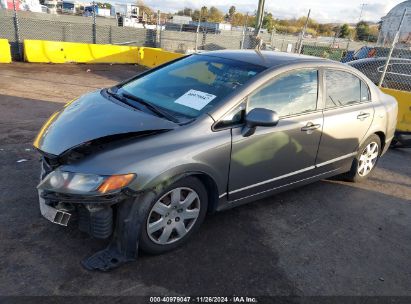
0;63;410;297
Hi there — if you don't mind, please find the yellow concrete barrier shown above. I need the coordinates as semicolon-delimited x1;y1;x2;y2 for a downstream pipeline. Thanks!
0;39;12;63
138;47;184;68
24;40;139;64
381;87;411;132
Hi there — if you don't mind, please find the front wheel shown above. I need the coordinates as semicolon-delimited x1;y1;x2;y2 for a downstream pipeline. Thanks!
139;177;208;254
343;134;381;182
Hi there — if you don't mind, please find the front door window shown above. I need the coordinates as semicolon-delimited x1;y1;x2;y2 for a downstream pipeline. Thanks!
248;69;318;116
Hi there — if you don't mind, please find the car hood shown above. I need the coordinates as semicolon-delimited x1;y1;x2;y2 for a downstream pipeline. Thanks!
33;91;177;156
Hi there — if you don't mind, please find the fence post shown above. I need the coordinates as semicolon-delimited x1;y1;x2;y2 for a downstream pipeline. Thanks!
241;29;245;49
63;24;67;41
270;29;275;49
378;8;407;87
92;1;96;44
202;30;206;50
195;12;201;52
241;13;249;49
297;9;310;54
12;0;22;60
156;10;161;48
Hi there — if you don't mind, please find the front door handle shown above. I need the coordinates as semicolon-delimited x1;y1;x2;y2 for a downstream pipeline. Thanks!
301;122;321;134
357;112;370;120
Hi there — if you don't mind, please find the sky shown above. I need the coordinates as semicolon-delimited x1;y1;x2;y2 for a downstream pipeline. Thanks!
133;0;406;23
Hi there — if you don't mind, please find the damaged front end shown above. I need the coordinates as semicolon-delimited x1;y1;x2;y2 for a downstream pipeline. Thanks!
33;91;178;271
37;150;141;271
38;155;132;235
35;133;165;271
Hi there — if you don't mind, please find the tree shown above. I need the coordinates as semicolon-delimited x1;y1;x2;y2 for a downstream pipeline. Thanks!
339;24;350;38
192;9;200;21
356;21;370;41
317;23;335;36
96;2;111;8
200;6;208;21
208;6;224;22
177;7;193;16
231;12;246;26
262;12;274;32
228;6;236;20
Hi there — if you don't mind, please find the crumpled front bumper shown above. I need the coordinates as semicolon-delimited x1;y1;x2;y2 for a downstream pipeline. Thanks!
38;190;71;226
37;189;126;239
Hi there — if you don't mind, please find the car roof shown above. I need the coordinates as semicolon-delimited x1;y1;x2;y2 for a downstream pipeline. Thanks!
200;50;328;68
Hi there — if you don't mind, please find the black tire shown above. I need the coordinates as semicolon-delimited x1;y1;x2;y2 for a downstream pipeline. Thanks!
343;134;381;182
139;176;208;254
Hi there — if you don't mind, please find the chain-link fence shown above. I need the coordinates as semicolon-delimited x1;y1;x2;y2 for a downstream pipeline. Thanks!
344;8;411;92
1;6;411;92
0;8;156;60
348;46;411;92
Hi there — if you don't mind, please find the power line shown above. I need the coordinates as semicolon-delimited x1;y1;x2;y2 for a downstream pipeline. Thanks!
358;3;367;22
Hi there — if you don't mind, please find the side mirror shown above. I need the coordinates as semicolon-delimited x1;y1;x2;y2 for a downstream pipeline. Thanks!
242;108;279;137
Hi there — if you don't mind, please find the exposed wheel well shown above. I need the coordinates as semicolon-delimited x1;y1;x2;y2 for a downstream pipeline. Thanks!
190;173;219;214
374;131;386;152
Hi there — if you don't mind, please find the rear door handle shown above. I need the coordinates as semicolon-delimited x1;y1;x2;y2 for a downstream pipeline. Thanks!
301;122;321;134
357;112;370;120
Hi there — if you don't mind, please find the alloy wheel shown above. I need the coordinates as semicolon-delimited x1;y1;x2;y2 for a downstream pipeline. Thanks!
147;187;201;245
357;142;379;177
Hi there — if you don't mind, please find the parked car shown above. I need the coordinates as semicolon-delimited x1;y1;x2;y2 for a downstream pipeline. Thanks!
348;57;411;92
341;46;376;63
348;57;411;147
34;50;398;271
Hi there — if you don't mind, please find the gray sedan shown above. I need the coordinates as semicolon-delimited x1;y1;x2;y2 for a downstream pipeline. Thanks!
34;50;398;270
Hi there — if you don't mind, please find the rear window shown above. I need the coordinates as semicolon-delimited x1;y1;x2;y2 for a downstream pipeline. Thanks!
121;54;265;118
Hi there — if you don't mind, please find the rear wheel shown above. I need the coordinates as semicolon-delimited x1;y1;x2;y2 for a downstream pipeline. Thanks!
139;177;207;254
343;134;381;182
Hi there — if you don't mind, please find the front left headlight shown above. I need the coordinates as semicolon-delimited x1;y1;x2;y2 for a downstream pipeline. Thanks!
37;170;135;195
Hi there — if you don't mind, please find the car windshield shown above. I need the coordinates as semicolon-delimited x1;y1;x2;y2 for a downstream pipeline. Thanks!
120;54;265;119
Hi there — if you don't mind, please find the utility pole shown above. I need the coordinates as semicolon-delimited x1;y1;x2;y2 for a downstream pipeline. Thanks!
254;0;265;35
358;3;367;22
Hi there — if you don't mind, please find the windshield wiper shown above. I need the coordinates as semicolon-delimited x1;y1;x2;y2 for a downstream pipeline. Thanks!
106;88;138;109
121;92;179;123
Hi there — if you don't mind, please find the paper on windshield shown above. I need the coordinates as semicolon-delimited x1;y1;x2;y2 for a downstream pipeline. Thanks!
174;89;216;111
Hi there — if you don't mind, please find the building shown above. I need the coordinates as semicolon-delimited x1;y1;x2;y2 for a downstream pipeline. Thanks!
169;15;192;25
0;0;20;9
188;21;232;32
378;0;411;46
111;3;139;17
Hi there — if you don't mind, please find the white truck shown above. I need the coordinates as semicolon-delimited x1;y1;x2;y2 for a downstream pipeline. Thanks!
43;0;60;14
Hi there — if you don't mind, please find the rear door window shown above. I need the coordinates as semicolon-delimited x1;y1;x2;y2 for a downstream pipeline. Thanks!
325;70;370;108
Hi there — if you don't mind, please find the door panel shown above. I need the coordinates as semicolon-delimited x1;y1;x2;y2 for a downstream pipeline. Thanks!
316;103;374;165
317;69;375;166
229;111;323;200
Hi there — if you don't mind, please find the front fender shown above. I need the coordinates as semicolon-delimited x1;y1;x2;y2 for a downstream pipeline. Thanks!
61;118;232;199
